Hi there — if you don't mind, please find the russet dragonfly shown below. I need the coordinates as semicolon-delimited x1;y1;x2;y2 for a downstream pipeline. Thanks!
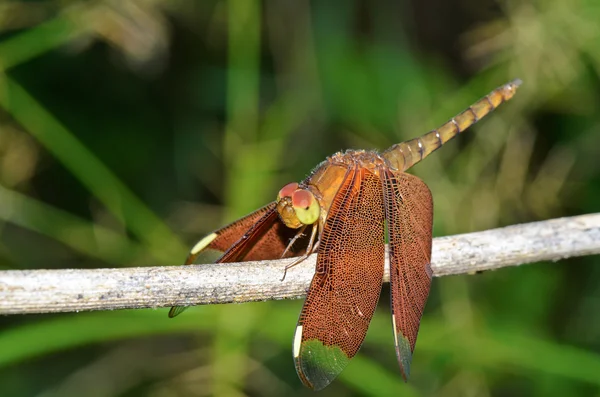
170;79;522;390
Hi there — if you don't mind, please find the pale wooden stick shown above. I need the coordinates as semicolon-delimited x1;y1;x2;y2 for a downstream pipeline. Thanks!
1;213;599;315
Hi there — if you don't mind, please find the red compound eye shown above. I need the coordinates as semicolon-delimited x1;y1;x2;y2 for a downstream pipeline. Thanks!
292;189;314;209
278;182;299;200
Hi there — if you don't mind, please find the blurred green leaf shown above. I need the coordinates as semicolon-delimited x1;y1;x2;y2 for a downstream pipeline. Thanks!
0;185;146;265
0;76;187;265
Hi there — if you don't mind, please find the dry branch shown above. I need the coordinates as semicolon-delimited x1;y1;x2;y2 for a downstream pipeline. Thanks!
1;213;599;315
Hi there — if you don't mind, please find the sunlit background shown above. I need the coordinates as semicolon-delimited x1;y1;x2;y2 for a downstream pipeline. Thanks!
0;1;599;396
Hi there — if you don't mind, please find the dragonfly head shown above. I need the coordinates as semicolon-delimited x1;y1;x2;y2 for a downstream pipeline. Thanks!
276;182;320;229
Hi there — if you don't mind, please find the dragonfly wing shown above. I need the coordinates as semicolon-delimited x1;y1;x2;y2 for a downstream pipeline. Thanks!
293;167;386;390
182;203;277;266
169;202;302;317
383;170;433;380
217;203;307;262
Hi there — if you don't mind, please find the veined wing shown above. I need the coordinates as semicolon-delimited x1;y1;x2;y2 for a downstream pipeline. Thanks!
182;203;277;266
383;170;433;380
217;203;307;263
169;202;303;318
293;166;386;390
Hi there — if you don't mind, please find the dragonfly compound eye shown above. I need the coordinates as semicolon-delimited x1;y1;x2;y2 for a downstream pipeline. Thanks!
292;189;320;225
277;182;299;201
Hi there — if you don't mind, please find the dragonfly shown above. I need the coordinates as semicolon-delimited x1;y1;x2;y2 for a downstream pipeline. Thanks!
169;79;522;390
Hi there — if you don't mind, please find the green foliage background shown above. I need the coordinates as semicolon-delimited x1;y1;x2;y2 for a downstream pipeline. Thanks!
0;1;599;396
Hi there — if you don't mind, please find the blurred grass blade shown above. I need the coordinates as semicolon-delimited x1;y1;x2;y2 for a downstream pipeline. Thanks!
0;305;415;396
340;355;419;397
481;328;600;386
0;184;146;265
0;14;84;71
0;76;187;264
212;2;263;395
2;306;600;389
223;0;263;219
0;309;216;369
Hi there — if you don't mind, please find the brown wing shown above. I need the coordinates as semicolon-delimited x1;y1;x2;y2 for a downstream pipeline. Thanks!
181;203;273;265
293;166;386;390
183;202;306;265
383;170;433;380
169;202;304;317
218;203;308;262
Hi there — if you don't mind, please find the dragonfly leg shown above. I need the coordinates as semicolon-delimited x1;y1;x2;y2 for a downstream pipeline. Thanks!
281;224;319;281
281;225;308;259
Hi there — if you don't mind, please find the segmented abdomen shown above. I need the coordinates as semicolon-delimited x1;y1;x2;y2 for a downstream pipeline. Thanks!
383;79;522;171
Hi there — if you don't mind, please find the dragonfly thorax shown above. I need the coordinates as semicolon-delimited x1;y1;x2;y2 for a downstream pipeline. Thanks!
276;182;320;229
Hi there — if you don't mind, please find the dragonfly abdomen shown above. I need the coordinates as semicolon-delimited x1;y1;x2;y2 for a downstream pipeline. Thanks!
383;79;522;172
